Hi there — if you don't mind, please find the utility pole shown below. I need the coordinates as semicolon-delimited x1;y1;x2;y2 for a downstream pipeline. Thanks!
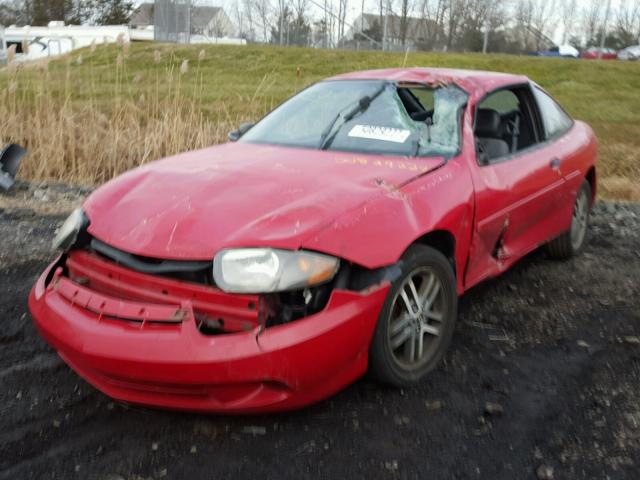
279;0;284;45
598;0;612;59
382;3;388;51
482;0;491;54
324;0;328;48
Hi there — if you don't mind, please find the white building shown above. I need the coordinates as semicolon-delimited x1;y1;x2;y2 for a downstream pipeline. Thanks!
130;3;236;38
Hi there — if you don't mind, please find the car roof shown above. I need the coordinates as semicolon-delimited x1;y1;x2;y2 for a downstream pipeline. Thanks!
327;67;530;97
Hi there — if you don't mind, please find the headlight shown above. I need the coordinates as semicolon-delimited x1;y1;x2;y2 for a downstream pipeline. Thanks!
52;208;87;251
213;248;339;293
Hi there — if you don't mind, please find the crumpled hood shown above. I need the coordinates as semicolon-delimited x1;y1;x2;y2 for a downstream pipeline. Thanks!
84;142;444;259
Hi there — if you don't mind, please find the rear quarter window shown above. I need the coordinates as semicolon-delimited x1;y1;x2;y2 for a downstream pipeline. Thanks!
532;87;573;139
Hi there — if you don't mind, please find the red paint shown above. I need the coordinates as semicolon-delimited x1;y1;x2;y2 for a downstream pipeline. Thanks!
83;145;445;260
29;68;597;413
30;259;388;413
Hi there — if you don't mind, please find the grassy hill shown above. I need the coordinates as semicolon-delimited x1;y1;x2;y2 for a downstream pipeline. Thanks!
1;43;639;199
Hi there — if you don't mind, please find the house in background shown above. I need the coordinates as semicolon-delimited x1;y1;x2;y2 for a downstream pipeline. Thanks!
130;3;236;38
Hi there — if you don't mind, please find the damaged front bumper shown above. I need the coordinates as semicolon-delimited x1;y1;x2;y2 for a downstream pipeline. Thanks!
28;255;389;413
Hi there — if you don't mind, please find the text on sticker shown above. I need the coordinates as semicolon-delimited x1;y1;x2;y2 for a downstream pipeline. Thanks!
348;125;411;143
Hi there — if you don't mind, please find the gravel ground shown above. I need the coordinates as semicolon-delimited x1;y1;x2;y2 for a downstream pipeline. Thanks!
1;182;639;480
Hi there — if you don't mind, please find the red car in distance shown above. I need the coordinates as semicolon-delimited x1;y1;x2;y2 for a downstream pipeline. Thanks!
580;47;618;60
29;68;597;413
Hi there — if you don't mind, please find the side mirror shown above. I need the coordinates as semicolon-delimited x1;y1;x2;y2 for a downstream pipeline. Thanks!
228;122;254;142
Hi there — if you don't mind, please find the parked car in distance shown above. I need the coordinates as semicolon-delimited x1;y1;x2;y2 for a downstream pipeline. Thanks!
580;47;618;60
533;44;579;58
618;45;640;61
30;68;598;413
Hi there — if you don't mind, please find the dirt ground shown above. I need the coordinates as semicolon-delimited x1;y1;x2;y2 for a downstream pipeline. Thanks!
1;181;639;480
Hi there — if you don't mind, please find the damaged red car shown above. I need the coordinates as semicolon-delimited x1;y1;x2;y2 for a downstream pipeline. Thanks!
29;68;597;413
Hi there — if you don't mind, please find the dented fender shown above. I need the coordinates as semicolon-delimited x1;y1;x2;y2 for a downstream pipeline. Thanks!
301;158;475;294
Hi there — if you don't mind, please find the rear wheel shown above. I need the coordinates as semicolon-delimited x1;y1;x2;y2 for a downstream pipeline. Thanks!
546;180;591;259
369;245;457;387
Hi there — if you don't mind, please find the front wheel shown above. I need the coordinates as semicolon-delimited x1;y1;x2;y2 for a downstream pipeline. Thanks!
546;180;592;259
369;245;457;387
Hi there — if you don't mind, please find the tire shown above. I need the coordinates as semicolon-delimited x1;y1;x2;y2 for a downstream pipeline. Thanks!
368;244;457;387
546;180;592;260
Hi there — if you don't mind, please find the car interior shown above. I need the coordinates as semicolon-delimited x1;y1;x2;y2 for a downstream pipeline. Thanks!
397;87;434;122
474;87;538;164
395;84;543;164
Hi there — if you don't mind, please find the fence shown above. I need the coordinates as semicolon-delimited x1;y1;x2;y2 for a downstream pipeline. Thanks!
154;0;191;44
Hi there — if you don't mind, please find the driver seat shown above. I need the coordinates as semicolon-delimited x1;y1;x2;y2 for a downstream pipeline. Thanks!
475;109;509;160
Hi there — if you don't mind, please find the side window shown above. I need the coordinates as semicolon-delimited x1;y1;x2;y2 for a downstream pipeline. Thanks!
479;90;518;114
532;87;573;139
474;87;538;164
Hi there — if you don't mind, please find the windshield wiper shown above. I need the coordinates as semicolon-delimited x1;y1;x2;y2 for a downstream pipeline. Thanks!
318;83;387;150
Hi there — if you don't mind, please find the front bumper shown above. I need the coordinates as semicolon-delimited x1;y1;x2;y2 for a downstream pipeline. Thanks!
29;257;389;413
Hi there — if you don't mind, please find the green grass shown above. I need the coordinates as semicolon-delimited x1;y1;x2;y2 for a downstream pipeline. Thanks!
2;43;639;198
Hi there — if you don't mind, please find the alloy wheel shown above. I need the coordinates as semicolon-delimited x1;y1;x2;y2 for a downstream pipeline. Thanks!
387;267;445;370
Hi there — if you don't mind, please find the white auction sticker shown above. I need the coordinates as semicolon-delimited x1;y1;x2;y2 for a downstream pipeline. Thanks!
347;125;411;143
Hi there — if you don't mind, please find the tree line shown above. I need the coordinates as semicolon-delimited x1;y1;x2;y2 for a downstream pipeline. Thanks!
1;0;639;52
224;0;640;51
0;0;134;26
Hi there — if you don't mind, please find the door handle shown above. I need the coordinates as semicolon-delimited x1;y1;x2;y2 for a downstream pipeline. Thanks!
550;158;561;169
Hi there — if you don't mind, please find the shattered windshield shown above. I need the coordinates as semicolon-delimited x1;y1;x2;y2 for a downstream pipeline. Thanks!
240;80;468;157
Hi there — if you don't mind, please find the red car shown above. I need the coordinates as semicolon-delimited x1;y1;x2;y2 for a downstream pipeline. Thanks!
29;68;597;413
580;47;618;60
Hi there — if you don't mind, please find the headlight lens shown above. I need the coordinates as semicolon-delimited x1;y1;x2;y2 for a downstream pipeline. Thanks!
52;207;87;251
213;248;339;293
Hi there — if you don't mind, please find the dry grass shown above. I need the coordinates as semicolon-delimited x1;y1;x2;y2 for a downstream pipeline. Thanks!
0;43;639;199
598;144;640;201
0;44;272;185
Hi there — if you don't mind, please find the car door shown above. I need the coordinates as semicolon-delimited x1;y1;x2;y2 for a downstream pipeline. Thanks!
464;84;569;287
530;85;583;202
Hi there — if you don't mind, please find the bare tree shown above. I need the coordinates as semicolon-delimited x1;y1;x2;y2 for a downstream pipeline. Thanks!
274;0;286;44
0;0;32;25
419;0;448;47
559;0;578;43
581;0;602;46
399;0;413;47
445;0;466;50
456;0;489;51
253;0;272;42
233;0;247;38
512;0;534;50
615;0;640;45
335;0;347;44
531;0;557;50
242;0;257;41
292;0;308;21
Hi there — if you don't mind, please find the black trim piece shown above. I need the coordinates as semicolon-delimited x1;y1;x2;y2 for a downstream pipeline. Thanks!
90;239;211;274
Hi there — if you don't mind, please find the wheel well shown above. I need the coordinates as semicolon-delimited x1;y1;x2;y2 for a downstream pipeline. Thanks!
412;230;456;275
586;166;597;204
